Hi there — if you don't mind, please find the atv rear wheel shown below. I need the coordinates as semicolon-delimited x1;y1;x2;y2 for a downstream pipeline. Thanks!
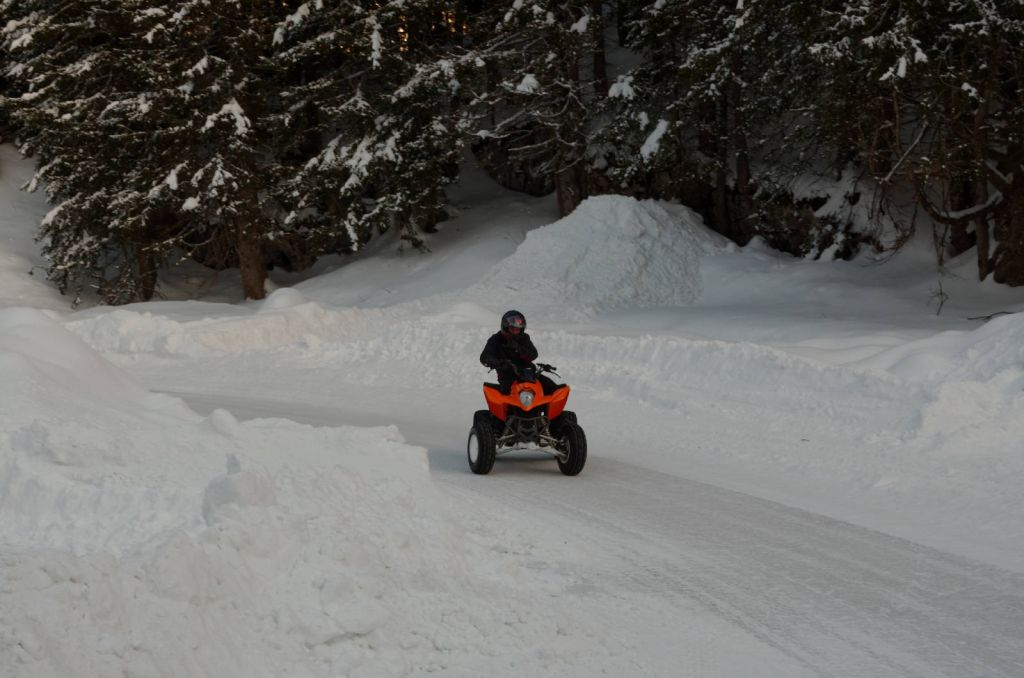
467;421;497;475
556;422;587;476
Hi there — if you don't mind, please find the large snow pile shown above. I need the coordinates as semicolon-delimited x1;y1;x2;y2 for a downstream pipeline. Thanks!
467;196;726;318
0;308;645;677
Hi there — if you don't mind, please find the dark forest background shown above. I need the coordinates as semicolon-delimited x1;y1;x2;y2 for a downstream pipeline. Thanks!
2;1;1022;304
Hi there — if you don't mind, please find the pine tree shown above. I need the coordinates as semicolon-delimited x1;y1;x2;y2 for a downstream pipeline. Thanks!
139;0;290;300
272;1;474;250
2;0;292;302
471;0;597;217
812;0;1024;282
601;0;838;247
2;1;177;303
601;1;739;236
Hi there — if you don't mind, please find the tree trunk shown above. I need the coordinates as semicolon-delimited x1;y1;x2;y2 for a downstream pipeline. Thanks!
555;34;587;218
136;208;176;301
732;82;754;242
734;150;752;238
972;47;996;281
947;176;977;257
555;162;585;217
591;1;609;98
135;244;158;301
972;143;992;282
976;212;992;281
712;93;733;241
992;169;1024;285
237;230;267;300
616;0;633;46
698;99;717;156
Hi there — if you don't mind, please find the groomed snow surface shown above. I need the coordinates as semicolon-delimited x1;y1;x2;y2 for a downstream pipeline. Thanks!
3;146;1024;676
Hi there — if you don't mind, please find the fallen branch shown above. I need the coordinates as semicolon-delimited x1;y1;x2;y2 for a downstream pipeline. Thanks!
966;311;1015;321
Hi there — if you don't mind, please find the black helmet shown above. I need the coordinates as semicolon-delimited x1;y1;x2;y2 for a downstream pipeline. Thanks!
501;310;526;334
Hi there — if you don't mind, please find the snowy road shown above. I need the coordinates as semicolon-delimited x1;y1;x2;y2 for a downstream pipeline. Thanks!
175;390;1024;678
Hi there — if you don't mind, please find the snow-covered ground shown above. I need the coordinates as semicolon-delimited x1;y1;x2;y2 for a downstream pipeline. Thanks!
3;143;1024;676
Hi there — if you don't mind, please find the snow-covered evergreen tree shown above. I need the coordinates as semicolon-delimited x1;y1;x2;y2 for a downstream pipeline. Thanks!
470;0;597;217
272;1;474;250
138;0;290;300
1;0;294;302
601;0;837;246
2;1;176;303
812;0;1024;282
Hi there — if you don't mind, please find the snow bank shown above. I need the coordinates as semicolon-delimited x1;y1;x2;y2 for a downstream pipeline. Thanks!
65;290;402;356
0;308;642;677
468;195;726;318
863;312;1024;383
858;314;1024;547
850;312;1024;446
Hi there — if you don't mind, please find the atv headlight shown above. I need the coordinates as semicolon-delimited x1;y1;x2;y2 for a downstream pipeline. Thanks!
518;390;535;408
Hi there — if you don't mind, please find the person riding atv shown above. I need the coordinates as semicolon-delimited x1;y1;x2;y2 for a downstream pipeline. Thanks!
480;310;557;395
469;310;587;476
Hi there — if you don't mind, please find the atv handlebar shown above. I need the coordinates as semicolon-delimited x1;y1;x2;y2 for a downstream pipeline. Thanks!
489;360;559;379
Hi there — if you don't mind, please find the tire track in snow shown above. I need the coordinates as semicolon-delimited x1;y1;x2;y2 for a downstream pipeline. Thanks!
432;457;1024;678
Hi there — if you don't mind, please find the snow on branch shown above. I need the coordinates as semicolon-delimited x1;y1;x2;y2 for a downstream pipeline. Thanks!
608;75;635;99
640;119;670;161
202;99;251;136
569;14;590;34
516;74;539;93
938;191;1004;221
916;185;1004;225
881;121;929;184
367;14;383;69
273;2;312;45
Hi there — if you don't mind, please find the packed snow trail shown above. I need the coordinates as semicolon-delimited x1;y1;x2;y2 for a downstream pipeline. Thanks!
173;389;1024;678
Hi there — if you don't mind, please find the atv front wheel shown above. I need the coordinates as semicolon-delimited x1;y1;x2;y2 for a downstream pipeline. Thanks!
552;410;577;433
474;409;502;434
467;421;497;475
556;422;587;476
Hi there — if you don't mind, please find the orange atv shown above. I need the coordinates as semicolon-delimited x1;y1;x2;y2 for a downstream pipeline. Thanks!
467;362;587;476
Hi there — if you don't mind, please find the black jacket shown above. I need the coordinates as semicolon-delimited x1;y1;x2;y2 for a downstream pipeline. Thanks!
480;330;538;383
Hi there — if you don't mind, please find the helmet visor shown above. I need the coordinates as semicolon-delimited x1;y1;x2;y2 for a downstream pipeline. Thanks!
506;315;525;330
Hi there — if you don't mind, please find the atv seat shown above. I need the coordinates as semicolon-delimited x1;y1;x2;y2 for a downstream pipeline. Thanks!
484;382;501;390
